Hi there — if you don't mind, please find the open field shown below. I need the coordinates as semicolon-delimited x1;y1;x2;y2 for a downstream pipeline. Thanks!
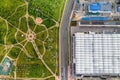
0;0;66;79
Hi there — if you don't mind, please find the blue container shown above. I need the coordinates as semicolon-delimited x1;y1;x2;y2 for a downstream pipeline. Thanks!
89;3;101;11
82;17;109;21
117;6;120;12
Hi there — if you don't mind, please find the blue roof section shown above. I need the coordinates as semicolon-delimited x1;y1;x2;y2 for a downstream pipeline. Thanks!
89;3;101;11
89;2;112;13
76;0;79;3
82;17;109;21
117;6;120;12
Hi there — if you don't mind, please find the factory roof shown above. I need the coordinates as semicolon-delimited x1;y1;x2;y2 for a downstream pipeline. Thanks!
73;33;120;76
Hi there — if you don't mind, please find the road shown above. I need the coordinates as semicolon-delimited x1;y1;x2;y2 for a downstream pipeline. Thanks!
59;0;75;80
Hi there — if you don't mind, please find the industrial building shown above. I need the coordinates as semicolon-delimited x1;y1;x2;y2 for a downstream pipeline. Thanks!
72;33;120;77
72;0;120;25
70;0;120;79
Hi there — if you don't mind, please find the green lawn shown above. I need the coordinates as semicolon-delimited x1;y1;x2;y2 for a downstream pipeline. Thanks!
10;65;15;78
34;25;46;33
42;18;56;28
7;5;26;27
19;17;28;33
16;31;26;43
0;19;7;44
6;24;17;44
8;47;21;59
17;51;51;78
0;48;6;63
0;47;12;63
36;31;48;41
0;0;24;19
28;0;65;21
25;42;37;58
35;39;44;55
44;27;59;74
46;77;55;80
28;17;36;31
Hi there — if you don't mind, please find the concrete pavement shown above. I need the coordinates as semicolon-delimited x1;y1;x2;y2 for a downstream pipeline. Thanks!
59;0;75;80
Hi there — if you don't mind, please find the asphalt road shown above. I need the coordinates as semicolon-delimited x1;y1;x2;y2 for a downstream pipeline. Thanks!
59;0;75;80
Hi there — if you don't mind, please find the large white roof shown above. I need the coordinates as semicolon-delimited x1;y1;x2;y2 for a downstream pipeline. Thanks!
73;33;120;76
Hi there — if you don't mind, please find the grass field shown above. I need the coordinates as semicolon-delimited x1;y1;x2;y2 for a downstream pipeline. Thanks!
28;0;64;21
8;47;21;59
17;51;52;78
0;0;66;79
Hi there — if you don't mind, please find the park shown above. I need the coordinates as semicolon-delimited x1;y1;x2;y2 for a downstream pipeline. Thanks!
0;0;65;79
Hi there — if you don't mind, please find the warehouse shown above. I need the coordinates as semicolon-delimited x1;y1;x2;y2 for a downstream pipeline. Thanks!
72;33;120;77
